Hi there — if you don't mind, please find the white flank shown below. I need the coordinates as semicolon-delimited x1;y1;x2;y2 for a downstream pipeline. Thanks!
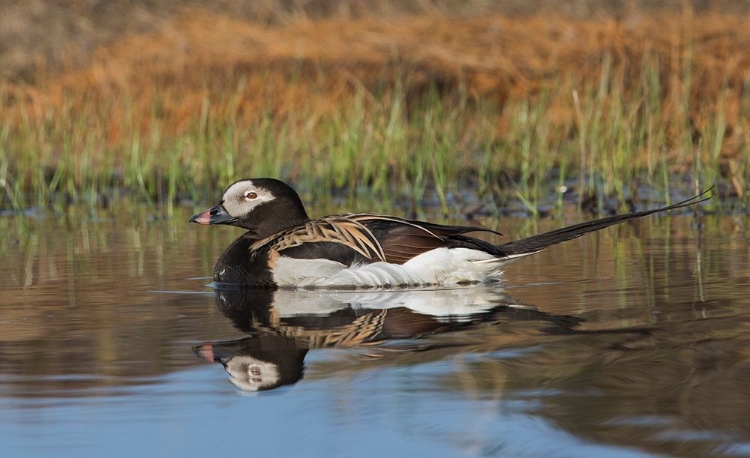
272;248;511;288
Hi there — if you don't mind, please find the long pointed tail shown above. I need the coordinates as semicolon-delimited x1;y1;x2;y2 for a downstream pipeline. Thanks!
497;188;713;259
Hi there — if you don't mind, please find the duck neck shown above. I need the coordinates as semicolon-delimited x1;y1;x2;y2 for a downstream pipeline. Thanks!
243;202;310;239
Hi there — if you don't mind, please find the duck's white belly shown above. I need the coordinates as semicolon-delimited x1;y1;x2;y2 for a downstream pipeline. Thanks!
271;248;509;288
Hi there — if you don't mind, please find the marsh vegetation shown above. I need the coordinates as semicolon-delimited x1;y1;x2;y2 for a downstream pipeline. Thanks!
1;1;747;214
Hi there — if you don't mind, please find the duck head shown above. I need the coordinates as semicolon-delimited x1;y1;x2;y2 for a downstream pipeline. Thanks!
189;178;310;238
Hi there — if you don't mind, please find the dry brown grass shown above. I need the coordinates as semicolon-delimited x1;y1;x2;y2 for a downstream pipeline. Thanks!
6;9;748;143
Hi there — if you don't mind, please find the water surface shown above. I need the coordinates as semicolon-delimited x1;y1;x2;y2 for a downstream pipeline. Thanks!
1;207;749;457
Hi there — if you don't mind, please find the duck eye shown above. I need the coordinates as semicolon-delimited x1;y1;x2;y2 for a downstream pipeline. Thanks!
244;191;258;200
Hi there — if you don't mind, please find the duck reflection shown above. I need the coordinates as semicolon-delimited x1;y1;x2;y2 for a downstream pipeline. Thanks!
194;287;582;392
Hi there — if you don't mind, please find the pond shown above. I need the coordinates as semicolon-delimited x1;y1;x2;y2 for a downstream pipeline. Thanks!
1;205;749;457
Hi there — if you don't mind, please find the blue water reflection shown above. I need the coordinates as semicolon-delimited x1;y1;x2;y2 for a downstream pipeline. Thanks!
0;360;653;458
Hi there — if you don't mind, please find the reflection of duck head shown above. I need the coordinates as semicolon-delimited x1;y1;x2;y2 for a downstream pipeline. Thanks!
194;333;306;392
195;286;583;392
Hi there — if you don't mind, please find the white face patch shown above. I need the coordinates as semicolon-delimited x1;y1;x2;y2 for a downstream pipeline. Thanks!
224;356;281;391
221;180;276;217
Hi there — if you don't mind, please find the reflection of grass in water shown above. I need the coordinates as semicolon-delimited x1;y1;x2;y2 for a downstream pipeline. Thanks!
1;11;747;211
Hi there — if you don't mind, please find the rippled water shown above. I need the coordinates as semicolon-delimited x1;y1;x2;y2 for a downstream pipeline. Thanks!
1;207;749;457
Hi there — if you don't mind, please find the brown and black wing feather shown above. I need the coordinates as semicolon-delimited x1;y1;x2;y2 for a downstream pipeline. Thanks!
255;214;505;266
254;216;387;265
350;214;504;264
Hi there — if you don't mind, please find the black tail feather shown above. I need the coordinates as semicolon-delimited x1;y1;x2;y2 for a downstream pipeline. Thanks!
497;187;714;258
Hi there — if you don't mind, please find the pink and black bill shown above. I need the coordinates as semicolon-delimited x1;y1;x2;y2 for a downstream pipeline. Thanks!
189;204;238;226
